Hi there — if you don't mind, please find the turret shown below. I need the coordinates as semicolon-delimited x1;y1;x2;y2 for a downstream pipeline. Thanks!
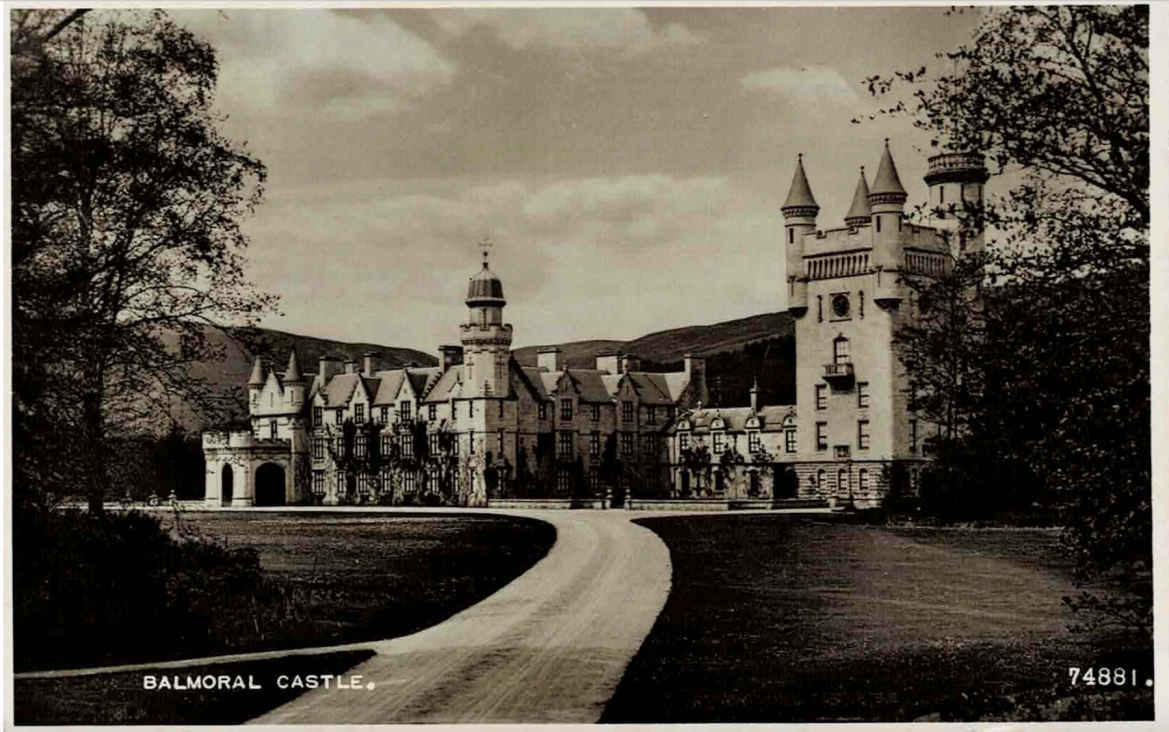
868;141;908;308
248;356;265;409
844;167;872;228
782;154;818;316
924;151;988;256
459;242;513;399
283;349;305;407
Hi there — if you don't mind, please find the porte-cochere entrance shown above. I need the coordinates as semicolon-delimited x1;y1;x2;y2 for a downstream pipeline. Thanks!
221;464;234;506
255;463;286;506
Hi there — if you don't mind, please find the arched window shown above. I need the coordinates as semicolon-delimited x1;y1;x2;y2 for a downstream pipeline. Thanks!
833;336;850;365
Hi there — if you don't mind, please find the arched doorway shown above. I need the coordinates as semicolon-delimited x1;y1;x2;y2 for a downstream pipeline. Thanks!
221;464;234;506
255;463;286;506
776;466;798;499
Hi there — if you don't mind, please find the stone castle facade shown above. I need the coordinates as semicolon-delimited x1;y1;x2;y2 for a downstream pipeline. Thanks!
203;142;985;509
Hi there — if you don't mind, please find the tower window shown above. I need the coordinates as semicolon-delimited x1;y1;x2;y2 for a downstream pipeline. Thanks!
269;419;277;439
858;419;870;450
815;384;827;410
816;422;828;451
939;185;945;204
833;337;850;365
909;419;918;453
788;228;794;244
876;216;881;233
857;382;870;408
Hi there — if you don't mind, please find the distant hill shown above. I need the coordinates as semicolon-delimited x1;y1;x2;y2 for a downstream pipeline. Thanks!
514;312;797;408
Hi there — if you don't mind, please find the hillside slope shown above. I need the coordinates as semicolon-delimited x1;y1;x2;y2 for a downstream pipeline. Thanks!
514;312;796;408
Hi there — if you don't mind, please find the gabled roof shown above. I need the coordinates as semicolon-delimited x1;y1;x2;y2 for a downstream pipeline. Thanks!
519;366;550;400
661;372;689;401
407;367;441;398
320;372;365;407
674;404;796;433
626;372;674;406
371;370;404;405
422;365;464;403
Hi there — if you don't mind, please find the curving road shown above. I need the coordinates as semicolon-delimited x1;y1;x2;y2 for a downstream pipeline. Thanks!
252;508;673;724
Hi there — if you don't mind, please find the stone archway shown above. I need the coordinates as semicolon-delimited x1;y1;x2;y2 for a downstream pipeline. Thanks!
222;464;234;506
255;463;286;506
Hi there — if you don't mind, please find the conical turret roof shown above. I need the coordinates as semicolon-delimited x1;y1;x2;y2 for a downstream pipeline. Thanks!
284;349;303;382
248;355;266;387
845;167;872;226
869;140;906;197
782;154;819;212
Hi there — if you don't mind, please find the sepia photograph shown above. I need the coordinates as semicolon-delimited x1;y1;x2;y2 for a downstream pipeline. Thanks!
5;2;1156;726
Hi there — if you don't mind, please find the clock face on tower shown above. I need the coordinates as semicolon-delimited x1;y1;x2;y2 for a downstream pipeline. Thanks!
832;293;850;318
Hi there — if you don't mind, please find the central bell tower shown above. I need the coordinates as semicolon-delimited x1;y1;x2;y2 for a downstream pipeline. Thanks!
460;240;512;398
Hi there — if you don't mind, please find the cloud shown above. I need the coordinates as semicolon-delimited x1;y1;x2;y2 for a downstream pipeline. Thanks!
171;10;455;120
243;174;778;347
740;65;861;106
432;9;702;56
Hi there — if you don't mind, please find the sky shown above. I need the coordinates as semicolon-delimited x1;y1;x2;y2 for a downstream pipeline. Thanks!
169;6;984;352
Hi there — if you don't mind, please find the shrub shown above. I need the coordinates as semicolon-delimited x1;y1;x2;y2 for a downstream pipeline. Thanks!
13;506;266;670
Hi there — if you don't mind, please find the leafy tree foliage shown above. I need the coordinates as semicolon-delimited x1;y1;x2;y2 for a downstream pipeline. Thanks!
866;6;1148;632
11;9;275;513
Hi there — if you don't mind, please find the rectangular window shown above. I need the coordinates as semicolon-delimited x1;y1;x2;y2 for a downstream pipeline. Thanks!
589;431;601;457
498;400;504;417
469;400;475;418
876;215;882;233
713;432;725;454
622;401;634;422
336;409;343;426
429;433;441;455
269;419;278;439
815;384;827;410
539;403;548;420
313;437;325;460
558;431;574;459
748;432;761;453
403;471;416;494
834;338;850;365
679;432;690;452
312;470;325;496
400;434;413;458
355;435;366;457
381;435;392;457
380;406;389;424
561;398;573;421
429;404;437;421
642;434;655;458
557;469;572;495
399;400;412;422
591;404;600;421
621;432;633;458
785;429;797;453
859;291;865;319
857;382;870;408
858;419;870;450
313;407;322;427
666;406;675;421
354;403;364;425
816;422;828;451
647;406;656;425
909;419;918;453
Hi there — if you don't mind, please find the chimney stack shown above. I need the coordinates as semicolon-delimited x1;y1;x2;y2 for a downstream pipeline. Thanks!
537;347;565;372
344;359;358;375
595;352;621;374
621;355;641;374
318;354;343;381
439;345;464;371
362;351;379;377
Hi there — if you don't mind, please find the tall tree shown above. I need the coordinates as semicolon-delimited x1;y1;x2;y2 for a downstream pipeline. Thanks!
865;6;1149;631
12;9;276;513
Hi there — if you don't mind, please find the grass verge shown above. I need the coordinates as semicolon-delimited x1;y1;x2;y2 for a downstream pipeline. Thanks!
601;515;1151;723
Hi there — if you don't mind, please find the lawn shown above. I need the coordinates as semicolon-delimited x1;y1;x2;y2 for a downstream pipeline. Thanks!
601;515;1152;723
158;510;558;655
17;511;555;670
15;651;374;725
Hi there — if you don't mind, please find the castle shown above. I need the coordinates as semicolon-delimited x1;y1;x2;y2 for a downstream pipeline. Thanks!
203;142;986;509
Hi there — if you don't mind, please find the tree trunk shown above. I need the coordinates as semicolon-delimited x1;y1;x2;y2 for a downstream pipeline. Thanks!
82;383;107;515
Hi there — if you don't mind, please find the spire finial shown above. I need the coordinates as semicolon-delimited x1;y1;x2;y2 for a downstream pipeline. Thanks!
884;137;890;147
479;233;493;269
